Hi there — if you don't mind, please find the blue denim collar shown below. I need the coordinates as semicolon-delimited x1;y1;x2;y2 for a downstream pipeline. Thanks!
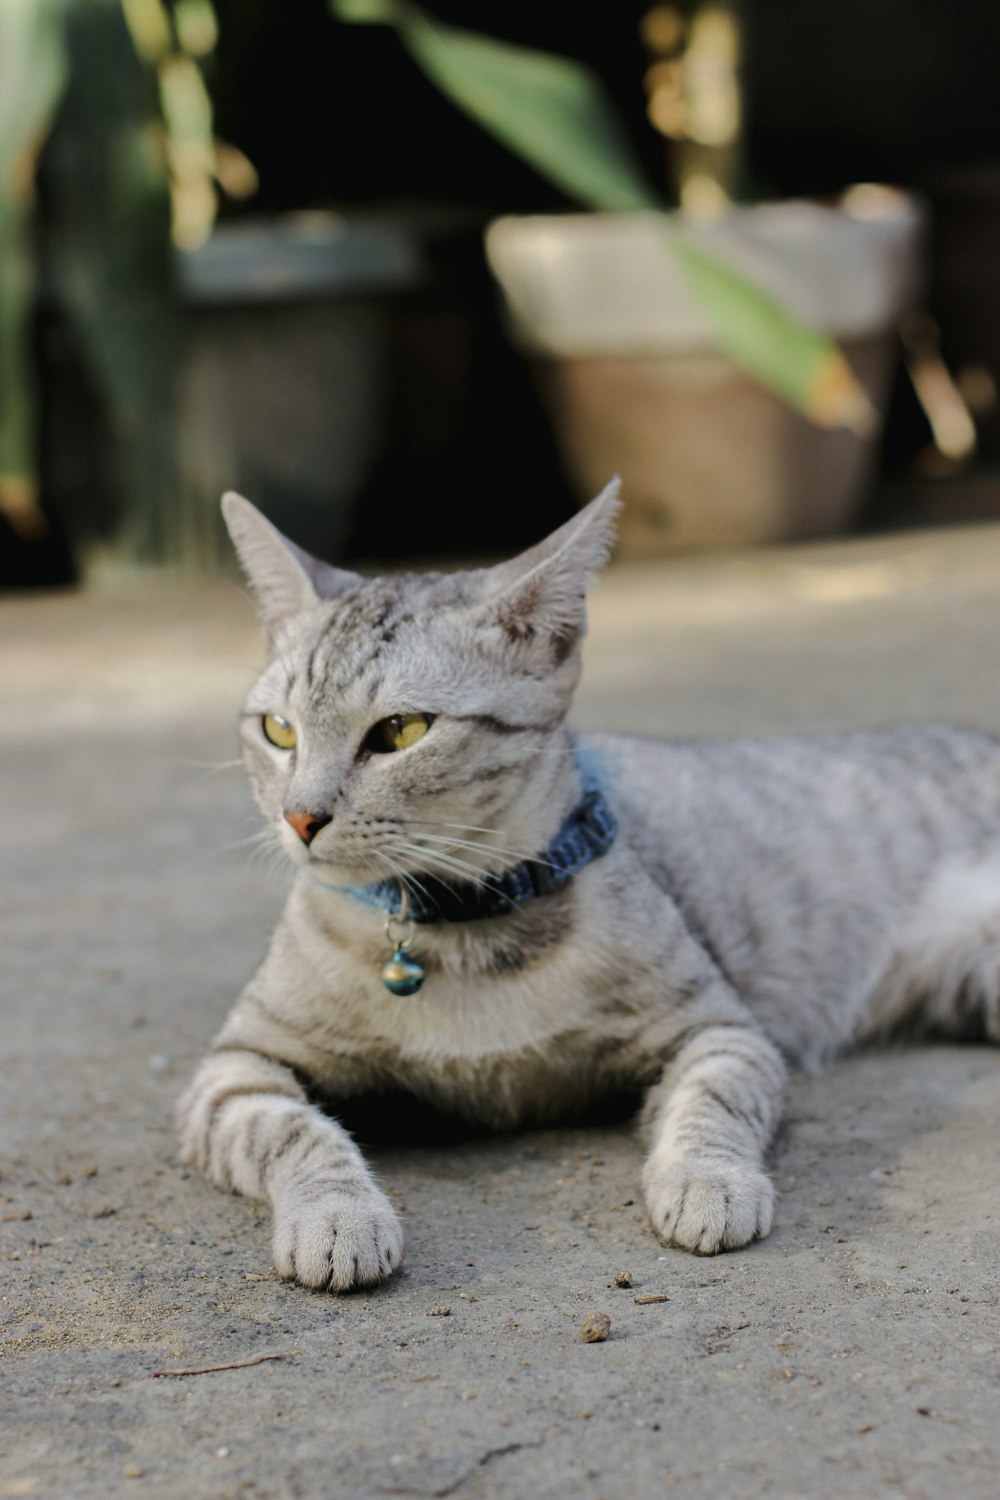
336;762;617;925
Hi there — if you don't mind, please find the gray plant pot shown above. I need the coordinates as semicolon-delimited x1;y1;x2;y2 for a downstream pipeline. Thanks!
175;213;423;570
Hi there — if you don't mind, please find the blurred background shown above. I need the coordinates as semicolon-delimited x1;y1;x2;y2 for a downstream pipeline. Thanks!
3;0;1000;588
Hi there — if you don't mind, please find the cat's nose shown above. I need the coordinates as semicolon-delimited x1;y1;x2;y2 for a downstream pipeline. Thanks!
283;809;332;846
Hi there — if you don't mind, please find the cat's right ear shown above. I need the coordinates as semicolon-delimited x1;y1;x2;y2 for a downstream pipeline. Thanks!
222;493;362;638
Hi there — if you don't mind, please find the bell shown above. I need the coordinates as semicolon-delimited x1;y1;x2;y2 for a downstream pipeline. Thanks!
381;944;425;996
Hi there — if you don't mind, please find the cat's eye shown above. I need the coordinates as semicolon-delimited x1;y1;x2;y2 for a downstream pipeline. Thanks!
262;713;297;750
364;712;434;755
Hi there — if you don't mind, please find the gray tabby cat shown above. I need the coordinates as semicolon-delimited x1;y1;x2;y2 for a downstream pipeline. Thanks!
178;482;1000;1290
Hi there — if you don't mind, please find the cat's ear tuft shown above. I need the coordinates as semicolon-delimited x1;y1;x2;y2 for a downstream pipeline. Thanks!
222;492;362;637
473;478;620;662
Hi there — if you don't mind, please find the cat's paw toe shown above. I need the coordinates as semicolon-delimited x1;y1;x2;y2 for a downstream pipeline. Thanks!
643;1156;774;1254
272;1186;404;1291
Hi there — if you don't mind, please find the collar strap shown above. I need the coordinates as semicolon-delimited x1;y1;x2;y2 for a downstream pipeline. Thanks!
339;780;617;925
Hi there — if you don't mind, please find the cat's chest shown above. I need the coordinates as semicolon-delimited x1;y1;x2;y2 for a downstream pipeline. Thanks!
285;879;659;1087
331;955;646;1126
315;928;631;1059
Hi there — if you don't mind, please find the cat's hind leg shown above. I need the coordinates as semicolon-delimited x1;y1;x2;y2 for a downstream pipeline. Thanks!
864;857;1000;1041
640;1023;787;1254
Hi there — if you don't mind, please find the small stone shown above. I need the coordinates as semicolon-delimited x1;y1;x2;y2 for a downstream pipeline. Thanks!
122;1464;144;1479
216;1447;230;1459
580;1312;612;1343
427;1305;451;1317
613;1270;634;1288
55;1172;72;1186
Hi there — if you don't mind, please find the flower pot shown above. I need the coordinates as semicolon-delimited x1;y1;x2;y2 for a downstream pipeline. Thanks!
175;212;423;569
485;190;923;555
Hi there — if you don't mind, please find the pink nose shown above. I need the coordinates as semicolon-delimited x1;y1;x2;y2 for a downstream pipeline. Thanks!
284;810;331;846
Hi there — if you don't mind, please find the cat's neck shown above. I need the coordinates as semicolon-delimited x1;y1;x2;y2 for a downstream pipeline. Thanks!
329;767;617;925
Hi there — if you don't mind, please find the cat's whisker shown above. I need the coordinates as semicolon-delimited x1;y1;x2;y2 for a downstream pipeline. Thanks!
386;840;508;899
407;830;562;875
416;856;507;900
371;848;436;909
230;824;294;883
219;826;279;855
386;837;477;882
407;820;511;836
406;822;545;856
249;837;285;874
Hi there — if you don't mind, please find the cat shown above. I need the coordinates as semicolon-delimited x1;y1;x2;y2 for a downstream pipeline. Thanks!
177;481;1000;1291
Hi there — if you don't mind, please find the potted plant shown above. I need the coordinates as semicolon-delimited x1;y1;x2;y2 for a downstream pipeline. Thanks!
0;0;923;574
335;0;924;553
0;0;424;576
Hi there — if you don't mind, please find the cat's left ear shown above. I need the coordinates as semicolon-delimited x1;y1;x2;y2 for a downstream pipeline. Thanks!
472;478;620;661
222;492;362;638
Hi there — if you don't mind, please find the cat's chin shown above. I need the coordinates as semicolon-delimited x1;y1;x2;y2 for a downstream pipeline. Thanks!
271;832;384;887
300;853;384;888
273;835;360;883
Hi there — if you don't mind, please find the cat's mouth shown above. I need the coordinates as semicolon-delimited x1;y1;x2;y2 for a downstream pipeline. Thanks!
287;835;413;888
278;811;510;891
292;845;382;884
301;840;497;895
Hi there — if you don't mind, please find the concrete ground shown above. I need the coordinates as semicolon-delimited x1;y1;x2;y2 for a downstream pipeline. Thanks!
4;523;1000;1500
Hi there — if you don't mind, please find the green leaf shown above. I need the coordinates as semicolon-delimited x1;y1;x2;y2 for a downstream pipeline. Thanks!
45;0;178;558
332;0;660;213
331;0;871;428
670;234;874;430
0;0;68;493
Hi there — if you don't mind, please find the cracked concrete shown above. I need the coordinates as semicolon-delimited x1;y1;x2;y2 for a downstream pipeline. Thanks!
4;523;1000;1499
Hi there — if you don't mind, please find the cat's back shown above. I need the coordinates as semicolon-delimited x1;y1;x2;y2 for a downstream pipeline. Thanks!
581;723;1000;1057
585;721;1000;858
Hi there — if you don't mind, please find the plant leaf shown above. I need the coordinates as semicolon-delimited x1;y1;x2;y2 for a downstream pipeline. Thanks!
45;0;178;559
670;234;876;432
0;0;68;508
333;0;659;213
332;0;872;429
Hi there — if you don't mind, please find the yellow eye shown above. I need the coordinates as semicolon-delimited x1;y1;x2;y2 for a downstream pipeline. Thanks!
262;713;297;750
367;712;433;754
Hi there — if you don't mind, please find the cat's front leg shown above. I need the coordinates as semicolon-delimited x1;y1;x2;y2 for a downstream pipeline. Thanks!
177;1046;403;1290
641;1024;787;1254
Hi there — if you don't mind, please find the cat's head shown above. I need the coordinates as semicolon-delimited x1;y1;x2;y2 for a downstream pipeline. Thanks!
226;481;620;886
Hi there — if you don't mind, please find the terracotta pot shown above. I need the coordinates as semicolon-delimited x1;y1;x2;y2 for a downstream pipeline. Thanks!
485;191;923;555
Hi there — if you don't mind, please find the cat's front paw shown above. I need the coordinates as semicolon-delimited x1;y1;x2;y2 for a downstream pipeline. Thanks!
272;1183;404;1291
642;1154;774;1255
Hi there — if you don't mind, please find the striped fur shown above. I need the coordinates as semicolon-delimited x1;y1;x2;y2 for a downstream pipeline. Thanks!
177;485;1000;1288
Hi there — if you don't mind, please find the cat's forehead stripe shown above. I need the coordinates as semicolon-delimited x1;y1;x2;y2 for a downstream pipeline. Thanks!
301;591;421;700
